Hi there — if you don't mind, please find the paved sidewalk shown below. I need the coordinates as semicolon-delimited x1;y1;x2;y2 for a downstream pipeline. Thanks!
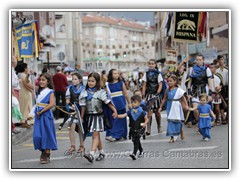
11;119;63;145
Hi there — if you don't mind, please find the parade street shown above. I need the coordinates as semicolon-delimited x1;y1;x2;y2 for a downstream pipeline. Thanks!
11;111;229;169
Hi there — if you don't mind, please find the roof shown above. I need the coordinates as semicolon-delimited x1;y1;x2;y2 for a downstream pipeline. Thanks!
82;14;152;30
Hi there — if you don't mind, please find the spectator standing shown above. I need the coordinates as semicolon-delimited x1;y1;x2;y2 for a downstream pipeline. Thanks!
216;55;228;124
52;66;69;119
18;63;34;128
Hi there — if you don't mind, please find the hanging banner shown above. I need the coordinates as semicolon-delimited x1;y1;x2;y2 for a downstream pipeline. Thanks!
174;12;199;43
15;20;40;59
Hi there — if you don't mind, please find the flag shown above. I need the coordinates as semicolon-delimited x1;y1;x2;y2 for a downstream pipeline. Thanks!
198;12;207;41
15;20;40;59
174;12;199;43
166;12;174;36
160;12;169;30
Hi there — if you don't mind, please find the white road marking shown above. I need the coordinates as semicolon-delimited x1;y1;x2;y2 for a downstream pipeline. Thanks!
167;146;219;152
117;136;178;144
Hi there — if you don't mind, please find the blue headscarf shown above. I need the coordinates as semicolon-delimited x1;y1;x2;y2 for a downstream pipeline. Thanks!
191;65;206;78
87;87;96;100
70;84;85;95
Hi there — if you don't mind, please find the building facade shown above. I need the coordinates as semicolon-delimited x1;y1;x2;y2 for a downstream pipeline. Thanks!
81;13;155;73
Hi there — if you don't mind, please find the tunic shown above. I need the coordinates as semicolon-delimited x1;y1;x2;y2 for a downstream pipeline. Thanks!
33;88;58;151
198;104;212;139
166;87;185;136
105;81;127;139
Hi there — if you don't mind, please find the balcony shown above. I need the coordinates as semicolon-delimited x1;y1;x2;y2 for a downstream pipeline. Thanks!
212;24;228;38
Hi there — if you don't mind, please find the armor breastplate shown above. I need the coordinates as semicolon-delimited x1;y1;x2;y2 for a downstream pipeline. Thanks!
69;88;80;104
129;112;145;130
192;69;207;86
86;94;103;114
146;72;159;94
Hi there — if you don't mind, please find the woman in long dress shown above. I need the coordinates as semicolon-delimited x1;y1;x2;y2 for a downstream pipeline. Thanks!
18;63;33;128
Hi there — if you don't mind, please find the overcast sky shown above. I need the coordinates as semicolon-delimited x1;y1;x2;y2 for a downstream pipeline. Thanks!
100;11;154;24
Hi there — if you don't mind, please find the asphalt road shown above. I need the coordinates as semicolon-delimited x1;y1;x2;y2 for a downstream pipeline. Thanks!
11;112;229;170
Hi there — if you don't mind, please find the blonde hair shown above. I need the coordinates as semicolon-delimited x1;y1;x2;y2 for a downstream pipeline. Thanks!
199;93;208;101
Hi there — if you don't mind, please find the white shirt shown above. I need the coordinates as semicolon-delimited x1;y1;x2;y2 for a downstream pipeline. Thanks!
212;74;221;92
216;66;228;86
12;67;20;90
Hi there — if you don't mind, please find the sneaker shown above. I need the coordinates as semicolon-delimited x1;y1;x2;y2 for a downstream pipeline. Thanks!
204;137;210;141
107;136;116;142
118;137;126;141
129;154;137;160
96;153;105;161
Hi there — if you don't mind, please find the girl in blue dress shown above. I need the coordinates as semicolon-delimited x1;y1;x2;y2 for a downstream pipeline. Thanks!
190;94;216;141
105;69;131;142
33;73;57;164
159;74;188;143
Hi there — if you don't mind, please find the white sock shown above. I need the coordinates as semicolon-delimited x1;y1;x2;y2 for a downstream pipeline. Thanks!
90;151;95;158
99;149;105;155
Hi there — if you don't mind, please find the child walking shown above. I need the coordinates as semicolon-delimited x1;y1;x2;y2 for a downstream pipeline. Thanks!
142;59;163;135
79;72;118;163
63;72;86;156
105;69;131;142
33;73;57;164
159;74;188;143
117;95;148;160
190;94;216;141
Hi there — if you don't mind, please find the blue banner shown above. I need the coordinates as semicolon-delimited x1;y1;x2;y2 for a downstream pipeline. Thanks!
15;21;39;58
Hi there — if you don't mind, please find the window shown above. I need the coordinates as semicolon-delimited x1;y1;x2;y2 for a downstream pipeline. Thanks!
96;27;102;35
110;28;115;36
96;39;103;45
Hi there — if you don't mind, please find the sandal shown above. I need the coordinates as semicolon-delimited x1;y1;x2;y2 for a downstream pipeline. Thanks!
21;123;31;129
96;153;105;161
40;151;49;164
216;120;221;126
64;145;76;155
169;138;174;143
76;146;85;156
222;119;227;125
84;153;94;163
